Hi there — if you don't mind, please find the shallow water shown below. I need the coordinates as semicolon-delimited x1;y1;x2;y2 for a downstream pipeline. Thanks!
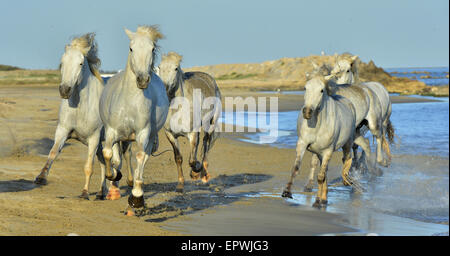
218;95;449;231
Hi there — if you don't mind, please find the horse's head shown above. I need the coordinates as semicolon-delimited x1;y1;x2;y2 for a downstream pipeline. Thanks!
303;65;334;120
158;52;183;95
330;54;359;84
125;25;164;89
59;33;98;99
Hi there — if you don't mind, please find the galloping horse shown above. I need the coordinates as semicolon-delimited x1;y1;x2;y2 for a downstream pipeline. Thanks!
34;33;110;200
282;69;357;208
158;52;221;192
331;54;394;167
99;25;169;215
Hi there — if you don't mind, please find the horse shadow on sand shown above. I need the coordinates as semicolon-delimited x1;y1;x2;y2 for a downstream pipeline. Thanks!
118;173;272;223
0;179;37;193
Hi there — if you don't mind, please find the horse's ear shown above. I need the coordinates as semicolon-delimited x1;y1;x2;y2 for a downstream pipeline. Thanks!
305;72;311;80
311;61;319;70
124;28;135;40
351;55;359;63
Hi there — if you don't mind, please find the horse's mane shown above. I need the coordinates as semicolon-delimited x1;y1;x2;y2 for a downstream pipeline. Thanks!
162;51;183;66
68;33;103;84
337;53;360;82
136;25;165;72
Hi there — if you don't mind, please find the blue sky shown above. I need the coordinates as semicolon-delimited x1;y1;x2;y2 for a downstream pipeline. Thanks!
0;0;448;70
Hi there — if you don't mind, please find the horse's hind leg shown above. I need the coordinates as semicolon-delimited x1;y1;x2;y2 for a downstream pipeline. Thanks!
34;126;70;185
188;132;202;180
304;154;319;192
282;140;307;198
95;144;107;200
341;142;353;186
165;130;184;193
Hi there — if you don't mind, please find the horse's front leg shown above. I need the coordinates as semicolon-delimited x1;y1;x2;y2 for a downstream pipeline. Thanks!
102;128;121;182
105;143;122;200
79;132;101;200
126;131;152;216
304;153;319;192
165;130;184;193
313;150;332;208
187;132;202;180
282;140;307;198
34;126;70;185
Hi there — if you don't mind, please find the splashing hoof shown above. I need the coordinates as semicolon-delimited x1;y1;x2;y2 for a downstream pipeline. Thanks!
79;190;89;200
128;194;145;209
313;199;327;208
106;187;121;200
175;184;184;193
34;176;47;185
281;190;293;198
377;159;389;168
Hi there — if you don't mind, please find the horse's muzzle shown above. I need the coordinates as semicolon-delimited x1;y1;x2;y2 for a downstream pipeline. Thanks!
59;85;71;99
303;107;313;119
137;74;150;89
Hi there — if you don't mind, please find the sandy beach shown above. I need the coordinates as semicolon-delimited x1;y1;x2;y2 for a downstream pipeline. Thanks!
0;84;448;236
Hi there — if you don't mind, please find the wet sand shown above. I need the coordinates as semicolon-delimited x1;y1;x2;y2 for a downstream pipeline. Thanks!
0;84;447;235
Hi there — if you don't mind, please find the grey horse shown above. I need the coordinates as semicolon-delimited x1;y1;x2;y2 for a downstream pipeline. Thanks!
34;33;110;200
282;70;357;208
331;54;394;166
99;25;169;216
158;52;221;193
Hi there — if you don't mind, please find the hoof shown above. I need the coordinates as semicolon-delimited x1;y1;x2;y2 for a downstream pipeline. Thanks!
128;194;145;209
95;193;105;201
281;190;293;198
312;199;328;208
34;177;47;185
303;186;313;192
201;173;211;183
190;170;201;180
79;190;89;200
106;187;121;200
377;159;389;168
106;171;122;182
126;178;133;187
175;184;184;193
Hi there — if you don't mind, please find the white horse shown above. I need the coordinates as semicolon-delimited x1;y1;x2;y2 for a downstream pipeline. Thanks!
158;52;221;192
34;33;109;200
282;70;356;208
331;54;394;166
99;25;169;216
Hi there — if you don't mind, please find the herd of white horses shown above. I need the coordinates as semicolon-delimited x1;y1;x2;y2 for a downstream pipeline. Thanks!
32;25;394;215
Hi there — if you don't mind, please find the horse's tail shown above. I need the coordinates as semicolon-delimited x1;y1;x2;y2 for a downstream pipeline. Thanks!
386;118;395;145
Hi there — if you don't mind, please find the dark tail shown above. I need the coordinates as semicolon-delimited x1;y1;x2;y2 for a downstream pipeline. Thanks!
386;119;395;144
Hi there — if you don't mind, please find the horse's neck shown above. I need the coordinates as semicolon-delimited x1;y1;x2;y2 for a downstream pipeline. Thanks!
69;63;96;105
168;70;185;101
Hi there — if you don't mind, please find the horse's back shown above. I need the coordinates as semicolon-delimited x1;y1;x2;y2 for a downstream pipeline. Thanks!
183;71;221;98
362;81;390;118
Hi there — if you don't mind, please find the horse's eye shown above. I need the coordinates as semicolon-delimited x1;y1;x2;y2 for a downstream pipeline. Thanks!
175;68;178;71
80;63;83;66
347;70;350;73
321;89;324;93
152;48;155;52
130;48;133;52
